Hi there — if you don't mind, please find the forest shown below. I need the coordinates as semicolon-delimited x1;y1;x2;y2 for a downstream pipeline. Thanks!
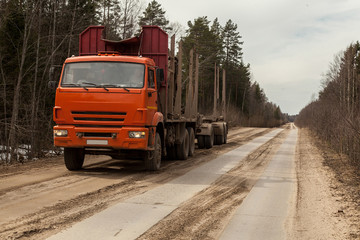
0;0;286;163
296;42;360;167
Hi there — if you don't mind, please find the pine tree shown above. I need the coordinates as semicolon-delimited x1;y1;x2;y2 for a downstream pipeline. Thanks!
183;17;221;113
222;19;243;67
138;0;171;31
219;20;245;118
210;17;224;63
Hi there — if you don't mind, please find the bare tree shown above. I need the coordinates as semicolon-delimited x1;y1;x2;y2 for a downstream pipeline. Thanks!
30;0;44;158
8;0;40;162
297;42;360;166
67;0;78;57
120;0;143;39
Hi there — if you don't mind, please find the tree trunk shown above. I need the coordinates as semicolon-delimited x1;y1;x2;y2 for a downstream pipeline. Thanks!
8;19;31;162
30;3;42;159
67;0;78;57
0;55;8;162
51;0;57;67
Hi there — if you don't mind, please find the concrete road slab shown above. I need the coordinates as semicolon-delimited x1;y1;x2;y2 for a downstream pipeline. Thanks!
219;128;298;240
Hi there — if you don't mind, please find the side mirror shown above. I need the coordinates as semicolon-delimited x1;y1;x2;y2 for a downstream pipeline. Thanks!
48;81;57;90
156;68;164;89
48;65;62;90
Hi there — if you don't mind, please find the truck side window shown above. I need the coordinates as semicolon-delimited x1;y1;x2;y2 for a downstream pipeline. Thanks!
148;69;155;88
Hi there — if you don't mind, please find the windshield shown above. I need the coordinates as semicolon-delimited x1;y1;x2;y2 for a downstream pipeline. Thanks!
61;62;145;88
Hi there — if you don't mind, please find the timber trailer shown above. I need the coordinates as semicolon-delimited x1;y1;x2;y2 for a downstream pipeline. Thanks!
49;25;228;171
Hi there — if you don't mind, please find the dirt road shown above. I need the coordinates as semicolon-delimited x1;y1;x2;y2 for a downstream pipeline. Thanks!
0;125;358;239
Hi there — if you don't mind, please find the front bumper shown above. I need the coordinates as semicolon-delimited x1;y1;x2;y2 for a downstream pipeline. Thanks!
53;125;149;150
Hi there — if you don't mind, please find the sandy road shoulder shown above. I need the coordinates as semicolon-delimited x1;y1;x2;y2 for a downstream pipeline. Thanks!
290;128;360;239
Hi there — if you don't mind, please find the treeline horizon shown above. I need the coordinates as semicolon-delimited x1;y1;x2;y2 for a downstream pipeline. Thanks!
0;0;286;163
296;41;360;167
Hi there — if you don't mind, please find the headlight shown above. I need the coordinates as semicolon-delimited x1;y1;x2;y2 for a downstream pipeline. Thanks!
128;131;145;138
54;129;68;137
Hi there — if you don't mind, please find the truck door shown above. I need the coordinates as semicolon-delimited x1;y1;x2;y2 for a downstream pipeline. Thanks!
146;68;157;124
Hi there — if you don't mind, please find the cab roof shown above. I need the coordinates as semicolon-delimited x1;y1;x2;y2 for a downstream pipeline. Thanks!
65;55;156;66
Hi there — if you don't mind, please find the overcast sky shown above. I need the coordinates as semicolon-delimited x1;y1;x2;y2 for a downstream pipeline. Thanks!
153;0;360;115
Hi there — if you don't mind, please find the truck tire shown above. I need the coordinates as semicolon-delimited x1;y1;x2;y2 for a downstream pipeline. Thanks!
64;148;85;171
205;130;214;149
223;124;227;144
187;127;195;156
176;129;189;160
215;135;223;145
144;132;161;171
197;136;205;149
166;145;177;160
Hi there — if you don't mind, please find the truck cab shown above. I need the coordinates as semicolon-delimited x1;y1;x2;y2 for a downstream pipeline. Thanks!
52;26;167;171
54;55;159;147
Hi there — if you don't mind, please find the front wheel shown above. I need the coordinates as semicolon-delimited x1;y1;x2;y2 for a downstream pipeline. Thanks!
144;132;162;171
64;148;85;171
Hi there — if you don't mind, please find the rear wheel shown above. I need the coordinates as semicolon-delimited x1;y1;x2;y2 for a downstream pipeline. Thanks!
223;124;227;144
205;130;214;149
215;135;223;145
197;136;205;149
187;127;195;156
64;148;85;171
176;129;189;160
166;145;177;160
144;132;162;171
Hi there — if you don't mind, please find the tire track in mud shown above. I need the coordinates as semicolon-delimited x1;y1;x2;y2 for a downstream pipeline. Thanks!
0;127;268;195
0;127;274;240
138;128;289;240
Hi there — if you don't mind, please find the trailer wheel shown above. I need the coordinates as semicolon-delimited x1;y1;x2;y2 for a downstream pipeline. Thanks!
64;148;85;171
144;132;161;171
197;136;205;149
223;124;227;144
176;129;189;160
215;135;223;145
205;130;214;149
187;127;195;156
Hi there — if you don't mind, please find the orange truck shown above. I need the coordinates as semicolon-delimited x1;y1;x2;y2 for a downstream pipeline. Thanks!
49;25;227;171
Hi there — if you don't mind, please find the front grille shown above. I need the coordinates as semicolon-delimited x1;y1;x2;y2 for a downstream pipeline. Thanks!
74;117;124;122
75;125;123;128
72;111;127;122
72;111;126;116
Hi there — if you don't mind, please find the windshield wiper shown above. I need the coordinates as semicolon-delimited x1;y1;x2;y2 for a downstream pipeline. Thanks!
80;81;97;86
97;84;127;91
102;84;117;88
116;84;131;92
62;83;88;91
62;83;80;87
68;82;125;92
96;84;111;91
80;81;106;91
80;81;98;91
